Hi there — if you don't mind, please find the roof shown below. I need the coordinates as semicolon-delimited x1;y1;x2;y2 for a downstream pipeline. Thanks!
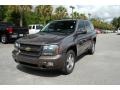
29;24;43;26
53;19;89;22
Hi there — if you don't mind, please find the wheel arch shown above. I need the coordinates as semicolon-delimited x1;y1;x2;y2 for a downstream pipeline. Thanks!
66;45;77;56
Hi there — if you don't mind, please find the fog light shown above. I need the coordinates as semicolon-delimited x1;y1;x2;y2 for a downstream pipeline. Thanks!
47;62;54;66
16;50;20;55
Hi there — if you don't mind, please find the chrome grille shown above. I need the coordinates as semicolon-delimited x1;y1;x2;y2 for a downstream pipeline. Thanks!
19;44;42;57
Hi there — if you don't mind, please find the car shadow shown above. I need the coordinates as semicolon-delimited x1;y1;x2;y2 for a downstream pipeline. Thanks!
16;52;89;77
16;64;62;77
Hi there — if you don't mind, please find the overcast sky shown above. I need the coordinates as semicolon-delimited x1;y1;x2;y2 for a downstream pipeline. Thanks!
53;5;120;22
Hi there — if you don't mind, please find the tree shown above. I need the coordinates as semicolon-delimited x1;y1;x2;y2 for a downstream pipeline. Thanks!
0;5;8;21
7;5;32;27
72;11;79;19
71;12;88;20
35;5;53;25
112;17;120;29
54;6;68;20
24;11;40;26
91;18;114;30
79;13;87;20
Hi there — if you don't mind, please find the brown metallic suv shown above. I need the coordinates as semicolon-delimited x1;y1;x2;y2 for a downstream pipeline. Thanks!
12;19;96;74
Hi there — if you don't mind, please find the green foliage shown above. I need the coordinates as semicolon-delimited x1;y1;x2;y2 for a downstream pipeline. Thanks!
91;18;114;30
111;17;120;29
53;6;68;20
72;11;87;20
4;7;20;26
5;5;32;27
0;5;117;30
23;12;40;26
35;5;53;25
0;5;8;21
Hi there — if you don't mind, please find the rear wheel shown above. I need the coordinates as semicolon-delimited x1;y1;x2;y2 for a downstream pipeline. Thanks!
1;35;8;44
88;41;95;55
62;50;76;75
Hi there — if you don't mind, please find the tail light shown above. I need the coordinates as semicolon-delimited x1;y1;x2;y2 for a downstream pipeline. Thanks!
7;27;13;33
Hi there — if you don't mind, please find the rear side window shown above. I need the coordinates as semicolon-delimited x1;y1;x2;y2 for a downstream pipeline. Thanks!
36;25;40;29
33;26;35;29
89;22;94;30
85;21;93;32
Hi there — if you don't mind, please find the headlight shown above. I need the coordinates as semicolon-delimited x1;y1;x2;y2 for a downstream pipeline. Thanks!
15;42;19;47
42;45;59;56
14;42;20;50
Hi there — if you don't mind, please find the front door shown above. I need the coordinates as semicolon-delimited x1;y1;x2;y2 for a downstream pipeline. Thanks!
76;20;88;56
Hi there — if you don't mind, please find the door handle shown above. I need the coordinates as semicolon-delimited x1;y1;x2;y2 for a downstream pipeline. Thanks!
83;40;86;42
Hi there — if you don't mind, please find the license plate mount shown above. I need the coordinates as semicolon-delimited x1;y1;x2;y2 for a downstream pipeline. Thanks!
11;35;17;38
19;34;23;37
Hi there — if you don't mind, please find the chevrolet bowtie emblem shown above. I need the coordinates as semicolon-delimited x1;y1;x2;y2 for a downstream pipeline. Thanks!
25;47;31;51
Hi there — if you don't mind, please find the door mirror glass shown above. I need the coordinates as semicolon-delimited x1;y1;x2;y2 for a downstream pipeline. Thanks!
77;28;87;34
81;29;87;34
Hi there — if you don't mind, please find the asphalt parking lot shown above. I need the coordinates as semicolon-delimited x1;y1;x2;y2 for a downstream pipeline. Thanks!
0;33;120;85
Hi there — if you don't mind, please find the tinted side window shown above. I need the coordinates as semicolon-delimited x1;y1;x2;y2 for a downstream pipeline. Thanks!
78;20;85;31
85;21;92;32
36;25;40;29
33;26;35;29
89;22;94;30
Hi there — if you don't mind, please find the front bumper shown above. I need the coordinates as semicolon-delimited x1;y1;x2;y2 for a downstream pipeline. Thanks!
12;50;65;70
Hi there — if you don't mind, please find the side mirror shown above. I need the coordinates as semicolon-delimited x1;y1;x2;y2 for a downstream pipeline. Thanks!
76;29;87;34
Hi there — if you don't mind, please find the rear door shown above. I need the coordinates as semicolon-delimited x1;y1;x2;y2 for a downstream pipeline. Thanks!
29;25;35;34
29;25;41;34
84;21;94;49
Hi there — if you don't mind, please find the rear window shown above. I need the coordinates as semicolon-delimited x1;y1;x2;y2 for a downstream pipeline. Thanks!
0;22;14;26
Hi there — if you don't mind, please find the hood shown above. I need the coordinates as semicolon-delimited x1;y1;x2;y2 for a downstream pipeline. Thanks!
17;33;66;45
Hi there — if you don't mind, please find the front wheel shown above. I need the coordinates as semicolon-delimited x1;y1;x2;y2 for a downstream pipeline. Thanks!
1;35;8;44
62;50;76;75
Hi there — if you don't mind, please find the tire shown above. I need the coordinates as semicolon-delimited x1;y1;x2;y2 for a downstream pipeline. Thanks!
62;50;76;75
88;40;95;55
1;35;8;44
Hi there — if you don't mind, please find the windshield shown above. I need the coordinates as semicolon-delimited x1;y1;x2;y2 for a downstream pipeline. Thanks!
40;20;76;34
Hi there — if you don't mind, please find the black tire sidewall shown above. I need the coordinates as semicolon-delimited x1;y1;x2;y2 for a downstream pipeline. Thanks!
62;50;76;75
1;35;7;44
89;40;95;54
